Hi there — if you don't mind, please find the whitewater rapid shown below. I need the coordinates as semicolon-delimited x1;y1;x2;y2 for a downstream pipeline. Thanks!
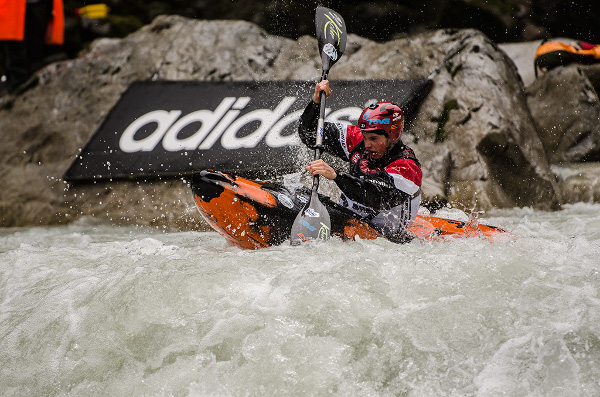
1;203;599;396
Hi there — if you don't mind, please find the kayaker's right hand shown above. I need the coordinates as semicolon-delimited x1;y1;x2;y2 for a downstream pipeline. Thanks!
312;80;332;103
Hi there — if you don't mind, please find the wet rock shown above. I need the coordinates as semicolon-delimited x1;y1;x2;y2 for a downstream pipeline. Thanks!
579;64;600;94
526;65;600;163
404;30;560;211
0;16;562;228
552;163;600;204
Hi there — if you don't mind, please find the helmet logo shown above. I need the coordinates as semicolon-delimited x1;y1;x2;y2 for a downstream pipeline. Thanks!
368;118;390;125
362;110;371;120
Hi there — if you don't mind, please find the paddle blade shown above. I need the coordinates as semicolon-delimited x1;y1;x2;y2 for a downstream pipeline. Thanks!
315;6;347;72
290;191;331;245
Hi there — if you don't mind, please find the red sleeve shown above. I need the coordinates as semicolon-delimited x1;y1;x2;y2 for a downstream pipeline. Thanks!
386;158;422;194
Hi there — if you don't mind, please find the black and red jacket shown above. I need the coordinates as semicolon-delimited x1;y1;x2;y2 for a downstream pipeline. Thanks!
298;100;422;240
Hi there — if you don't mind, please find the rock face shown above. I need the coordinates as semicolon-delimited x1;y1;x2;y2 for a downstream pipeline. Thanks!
526;65;600;163
0;16;563;228
498;41;600;203
552;163;600;204
402;32;560;211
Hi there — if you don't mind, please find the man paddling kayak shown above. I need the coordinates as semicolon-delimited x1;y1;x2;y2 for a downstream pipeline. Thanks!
298;80;422;243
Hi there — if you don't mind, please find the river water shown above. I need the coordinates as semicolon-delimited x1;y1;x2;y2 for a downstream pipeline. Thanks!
1;203;599;396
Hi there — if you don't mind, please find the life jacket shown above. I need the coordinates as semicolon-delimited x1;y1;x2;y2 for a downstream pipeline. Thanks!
0;0;64;45
346;138;421;181
340;132;422;238
535;39;600;77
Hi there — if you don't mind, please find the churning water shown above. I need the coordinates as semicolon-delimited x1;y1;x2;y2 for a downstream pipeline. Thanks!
1;203;600;396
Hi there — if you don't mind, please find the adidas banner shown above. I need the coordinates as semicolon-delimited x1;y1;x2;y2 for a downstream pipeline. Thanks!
64;79;432;182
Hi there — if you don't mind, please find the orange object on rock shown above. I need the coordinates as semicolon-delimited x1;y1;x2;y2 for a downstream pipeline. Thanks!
535;39;600;76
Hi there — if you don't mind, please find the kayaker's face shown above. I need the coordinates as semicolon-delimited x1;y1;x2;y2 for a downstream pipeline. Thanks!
362;132;390;159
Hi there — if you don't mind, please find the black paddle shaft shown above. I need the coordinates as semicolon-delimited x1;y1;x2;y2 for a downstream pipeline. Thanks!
312;70;329;194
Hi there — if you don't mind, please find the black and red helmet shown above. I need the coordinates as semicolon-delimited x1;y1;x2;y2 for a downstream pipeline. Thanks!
357;102;405;142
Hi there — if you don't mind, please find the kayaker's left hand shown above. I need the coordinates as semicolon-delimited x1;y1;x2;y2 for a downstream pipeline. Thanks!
306;159;337;180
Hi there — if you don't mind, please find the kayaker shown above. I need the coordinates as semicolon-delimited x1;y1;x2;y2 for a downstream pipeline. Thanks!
298;79;422;242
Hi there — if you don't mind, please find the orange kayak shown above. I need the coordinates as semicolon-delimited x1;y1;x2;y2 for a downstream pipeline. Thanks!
191;170;509;249
535;40;600;76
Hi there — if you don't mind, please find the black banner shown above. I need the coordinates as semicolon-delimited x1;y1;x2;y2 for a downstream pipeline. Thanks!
64;79;432;182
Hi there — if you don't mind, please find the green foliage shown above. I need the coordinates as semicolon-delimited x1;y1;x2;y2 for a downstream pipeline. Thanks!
431;99;459;143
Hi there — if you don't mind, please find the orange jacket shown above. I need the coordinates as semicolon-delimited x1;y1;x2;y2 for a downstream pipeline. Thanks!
0;0;64;45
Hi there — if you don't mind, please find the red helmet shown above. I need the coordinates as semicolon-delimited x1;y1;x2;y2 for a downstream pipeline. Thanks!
357;102;404;142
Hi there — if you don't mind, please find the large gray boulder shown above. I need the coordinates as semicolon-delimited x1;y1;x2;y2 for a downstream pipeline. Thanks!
526;65;600;163
389;31;559;210
0;16;561;228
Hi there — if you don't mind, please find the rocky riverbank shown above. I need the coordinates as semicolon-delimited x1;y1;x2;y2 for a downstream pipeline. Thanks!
1;15;599;229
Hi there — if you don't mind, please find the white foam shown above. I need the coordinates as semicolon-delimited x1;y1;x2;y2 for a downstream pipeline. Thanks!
1;204;600;395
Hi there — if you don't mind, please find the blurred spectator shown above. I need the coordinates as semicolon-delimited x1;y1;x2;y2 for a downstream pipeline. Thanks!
0;0;64;93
